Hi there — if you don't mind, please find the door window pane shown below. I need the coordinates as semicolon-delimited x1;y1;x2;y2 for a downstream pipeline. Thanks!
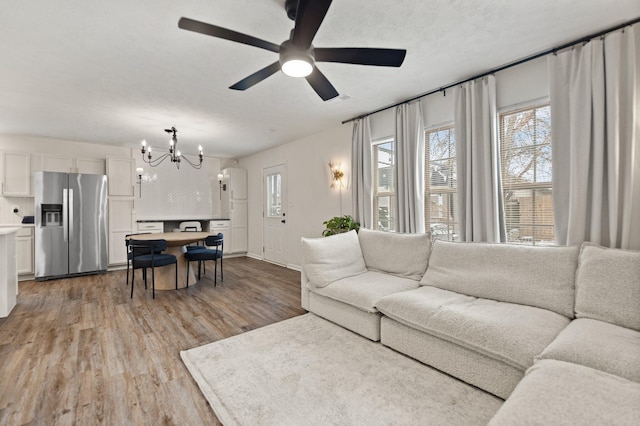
266;173;281;217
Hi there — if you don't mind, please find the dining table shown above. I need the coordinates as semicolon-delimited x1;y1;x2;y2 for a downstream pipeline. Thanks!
127;231;212;291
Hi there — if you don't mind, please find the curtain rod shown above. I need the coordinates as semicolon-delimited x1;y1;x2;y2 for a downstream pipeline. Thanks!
342;16;640;125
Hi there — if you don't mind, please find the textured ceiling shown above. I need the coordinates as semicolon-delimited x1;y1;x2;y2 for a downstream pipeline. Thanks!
1;0;639;158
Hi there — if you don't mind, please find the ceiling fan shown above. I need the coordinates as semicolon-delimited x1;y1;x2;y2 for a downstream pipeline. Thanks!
178;0;407;101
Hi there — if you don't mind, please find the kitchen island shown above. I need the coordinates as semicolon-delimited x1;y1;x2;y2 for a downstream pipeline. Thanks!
0;227;18;317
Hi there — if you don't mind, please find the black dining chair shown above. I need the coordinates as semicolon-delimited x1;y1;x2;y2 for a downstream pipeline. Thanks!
184;233;224;287
183;226;208;274
130;239;177;299
125;232;153;286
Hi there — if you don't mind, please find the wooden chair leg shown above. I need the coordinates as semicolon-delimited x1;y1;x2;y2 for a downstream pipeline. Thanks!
220;256;223;282
175;262;178;290
186;260;190;287
151;266;155;299
126;260;130;286
214;258;217;286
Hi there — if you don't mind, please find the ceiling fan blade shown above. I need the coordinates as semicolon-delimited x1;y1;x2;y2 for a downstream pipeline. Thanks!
291;0;333;48
315;48;407;67
178;17;280;53
305;67;339;101
229;62;282;91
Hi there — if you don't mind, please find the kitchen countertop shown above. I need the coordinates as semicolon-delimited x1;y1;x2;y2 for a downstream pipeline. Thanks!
0;227;20;235
0;223;35;228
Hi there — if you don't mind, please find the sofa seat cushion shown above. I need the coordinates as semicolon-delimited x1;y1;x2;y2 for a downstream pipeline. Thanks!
421;240;578;318
575;243;640;331
488;360;640;425
310;271;419;313
537;318;640;383
357;228;431;280
376;286;570;370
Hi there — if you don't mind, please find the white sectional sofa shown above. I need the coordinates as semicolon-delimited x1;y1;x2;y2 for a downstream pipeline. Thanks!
301;229;640;424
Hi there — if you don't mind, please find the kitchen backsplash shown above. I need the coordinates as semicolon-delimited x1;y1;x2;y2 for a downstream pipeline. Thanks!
0;197;35;224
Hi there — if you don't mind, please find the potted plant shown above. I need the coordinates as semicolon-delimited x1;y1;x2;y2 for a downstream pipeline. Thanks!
322;215;360;237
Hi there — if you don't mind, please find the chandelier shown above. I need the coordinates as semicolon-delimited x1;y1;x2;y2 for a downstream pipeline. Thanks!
140;126;203;169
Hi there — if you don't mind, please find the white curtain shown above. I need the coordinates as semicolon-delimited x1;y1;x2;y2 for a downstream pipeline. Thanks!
394;101;426;233
454;75;506;243
351;117;373;228
549;24;640;249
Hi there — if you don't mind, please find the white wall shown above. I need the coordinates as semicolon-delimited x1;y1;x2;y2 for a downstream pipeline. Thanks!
134;154;222;220
232;123;352;270
0;134;131;224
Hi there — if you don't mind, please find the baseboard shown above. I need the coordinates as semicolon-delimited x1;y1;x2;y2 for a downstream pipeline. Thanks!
246;252;263;261
287;263;301;272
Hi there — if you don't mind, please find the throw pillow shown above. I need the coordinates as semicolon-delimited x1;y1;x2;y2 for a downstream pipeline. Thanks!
301;230;367;288
575;242;640;331
358;228;431;280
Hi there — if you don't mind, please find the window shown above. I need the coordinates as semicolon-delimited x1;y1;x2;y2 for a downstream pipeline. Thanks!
499;104;554;245
425;126;458;241
373;139;395;231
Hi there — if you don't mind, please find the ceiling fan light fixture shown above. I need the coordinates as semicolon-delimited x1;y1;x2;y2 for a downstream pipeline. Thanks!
281;58;313;77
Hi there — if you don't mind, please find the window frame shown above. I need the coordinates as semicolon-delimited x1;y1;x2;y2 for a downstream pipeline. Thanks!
424;124;458;241
498;101;554;245
372;137;396;232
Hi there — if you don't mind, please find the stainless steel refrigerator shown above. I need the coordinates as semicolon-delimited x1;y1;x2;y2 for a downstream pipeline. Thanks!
34;171;108;280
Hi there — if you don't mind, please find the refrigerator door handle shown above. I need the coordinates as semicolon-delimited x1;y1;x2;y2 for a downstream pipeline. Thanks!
63;188;68;242
69;188;74;242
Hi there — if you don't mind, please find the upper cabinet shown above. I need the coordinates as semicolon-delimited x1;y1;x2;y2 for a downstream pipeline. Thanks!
106;157;135;197
1;151;32;197
40;154;105;174
76;158;105;175
223;167;247;200
41;154;74;173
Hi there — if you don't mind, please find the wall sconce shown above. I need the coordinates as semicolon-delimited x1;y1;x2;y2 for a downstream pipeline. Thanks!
136;167;144;198
218;173;226;199
329;162;344;189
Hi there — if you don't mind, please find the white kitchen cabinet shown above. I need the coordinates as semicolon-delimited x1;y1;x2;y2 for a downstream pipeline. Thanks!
106;157;135;196
108;198;134;265
223;167;247;200
1;151;32;196
41;154;75;173
136;222;164;234
0;228;18;318
231;200;248;253
16;227;34;275
209;220;231;254
40;155;105;174
221;168;248;254
76;158;105;174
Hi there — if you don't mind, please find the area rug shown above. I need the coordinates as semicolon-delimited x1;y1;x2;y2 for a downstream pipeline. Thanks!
181;313;502;425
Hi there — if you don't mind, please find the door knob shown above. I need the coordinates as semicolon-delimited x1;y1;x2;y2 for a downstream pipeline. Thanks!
281;219;286;224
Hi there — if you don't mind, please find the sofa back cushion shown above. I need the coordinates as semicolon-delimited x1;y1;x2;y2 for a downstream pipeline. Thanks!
421;240;579;318
358;228;431;280
575;243;640;331
301;230;367;288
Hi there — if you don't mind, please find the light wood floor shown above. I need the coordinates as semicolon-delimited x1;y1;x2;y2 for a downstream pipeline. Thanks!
0;257;306;425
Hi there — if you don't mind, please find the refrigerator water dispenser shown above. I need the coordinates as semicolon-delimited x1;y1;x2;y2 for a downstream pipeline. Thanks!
41;204;63;226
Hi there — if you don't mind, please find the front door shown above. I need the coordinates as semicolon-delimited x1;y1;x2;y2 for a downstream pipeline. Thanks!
263;164;287;265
